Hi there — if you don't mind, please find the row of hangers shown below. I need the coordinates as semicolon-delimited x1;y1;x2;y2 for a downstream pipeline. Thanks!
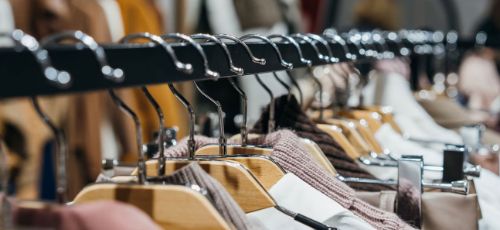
0;29;476;229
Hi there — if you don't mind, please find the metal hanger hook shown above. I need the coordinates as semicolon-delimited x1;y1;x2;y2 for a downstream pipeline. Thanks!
306;33;338;63
215;34;268;146
43;31;148;184
161;33;219;79
2;30;72;203
189;34;230;156
240;34;293;69
191;33;244;76
42;30;124;82
291;34;326;121
120;32;193;177
323;29;357;61
2;29;72;88
216;34;266;66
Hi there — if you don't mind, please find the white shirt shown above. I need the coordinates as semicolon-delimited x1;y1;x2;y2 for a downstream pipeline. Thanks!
363;71;463;146
247;173;374;229
359;124;443;180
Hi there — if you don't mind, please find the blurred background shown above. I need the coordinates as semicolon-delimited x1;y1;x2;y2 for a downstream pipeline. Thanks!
1;0;500;200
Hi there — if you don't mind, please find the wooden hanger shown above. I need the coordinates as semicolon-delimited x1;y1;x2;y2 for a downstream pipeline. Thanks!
323;118;372;156
73;184;231;230
347;118;385;154
337;109;384;133
363;105;403;134
131;159;276;213
316;124;361;159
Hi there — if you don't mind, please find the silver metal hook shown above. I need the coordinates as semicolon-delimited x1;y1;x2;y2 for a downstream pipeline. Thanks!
240;34;293;69
42;31;146;184
268;34;312;66
343;31;368;58
161;33;219;79
160;33;221;158
371;30;395;59
1;30;72;203
291;33;326;62
240;34;293;133
291;34;325;121
255;74;276;133
268;34;311;106
215;34;267;146
189;34;236;156
386;31;411;56
323;29;357;61
191;33;243;76
119;32;193;177
215;34;267;65
42;30;124;82
3;30;72;88
306;33;338;63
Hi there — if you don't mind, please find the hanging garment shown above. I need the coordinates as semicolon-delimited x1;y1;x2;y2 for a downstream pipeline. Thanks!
116;0;189;145
12;200;161;229
417;96;486;129
247;173;374;230
251;95;392;191
162;131;414;230
154;0;176;33
363;71;463;145
473;169;500;229
356;190;480;230
368;123;443;180
96;0;125;41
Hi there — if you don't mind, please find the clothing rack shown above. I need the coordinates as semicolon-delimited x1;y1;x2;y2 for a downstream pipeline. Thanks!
0;30;498;99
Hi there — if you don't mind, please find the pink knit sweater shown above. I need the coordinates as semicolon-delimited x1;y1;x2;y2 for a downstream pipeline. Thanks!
162;130;415;230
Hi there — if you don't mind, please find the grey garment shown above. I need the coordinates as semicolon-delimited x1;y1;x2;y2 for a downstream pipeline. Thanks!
155;163;253;230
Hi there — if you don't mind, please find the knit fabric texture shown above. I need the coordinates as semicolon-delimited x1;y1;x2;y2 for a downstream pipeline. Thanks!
158;162;253;230
252;95;393;191
162;131;415;230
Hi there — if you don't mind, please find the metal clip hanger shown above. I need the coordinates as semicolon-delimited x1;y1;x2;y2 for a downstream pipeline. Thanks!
268;34;313;106
240;34;293;133
120;32;193;177
291;34;328;121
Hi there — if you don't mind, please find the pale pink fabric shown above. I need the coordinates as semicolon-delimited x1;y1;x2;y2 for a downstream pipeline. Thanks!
13;200;161;230
162;130;415;230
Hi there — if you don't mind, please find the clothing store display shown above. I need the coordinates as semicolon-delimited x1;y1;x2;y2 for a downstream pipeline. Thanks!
252;95;393;191
2;1;500;226
162;130;414;229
